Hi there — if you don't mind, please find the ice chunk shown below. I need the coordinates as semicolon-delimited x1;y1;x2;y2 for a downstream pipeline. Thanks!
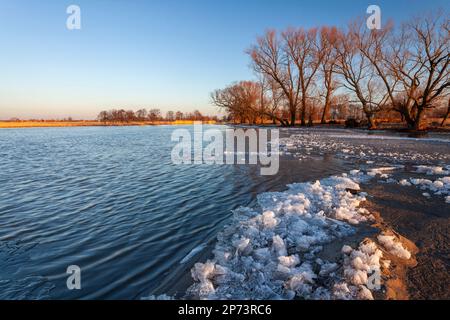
358;285;374;300
415;166;449;175
233;238;251;254
341;240;382;299
399;179;412;186
377;234;411;260
272;235;287;257
278;255;300;268
187;172;380;300
262;211;278;229
342;245;353;255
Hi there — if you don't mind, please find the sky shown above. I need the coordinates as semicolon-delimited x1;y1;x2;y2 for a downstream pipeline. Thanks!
0;0;448;120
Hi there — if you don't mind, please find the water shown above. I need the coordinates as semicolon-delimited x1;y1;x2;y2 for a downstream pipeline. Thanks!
0;125;351;299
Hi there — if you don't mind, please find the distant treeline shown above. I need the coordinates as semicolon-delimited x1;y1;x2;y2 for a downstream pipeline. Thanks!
212;11;449;130
97;109;219;123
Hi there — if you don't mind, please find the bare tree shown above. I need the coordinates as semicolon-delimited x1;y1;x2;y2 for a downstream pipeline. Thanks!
117;109;127;122
283;28;324;125
148;109;161;122
193;110;203;121
334;22;389;129
166;111;175;121
211;85;243;123
136;108;148;121
212;80;290;125
98;111;109;123
248;30;301;126
125;110;136;122
175;111;184;121
261;78;290;126
212;81;261;124
318;26;339;124
383;13;449;130
442;98;450;126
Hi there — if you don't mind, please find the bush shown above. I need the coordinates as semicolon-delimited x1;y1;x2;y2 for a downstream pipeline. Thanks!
345;118;360;128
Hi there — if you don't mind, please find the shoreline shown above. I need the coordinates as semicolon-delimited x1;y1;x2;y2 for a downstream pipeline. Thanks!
1;121;448;133
0;120;219;129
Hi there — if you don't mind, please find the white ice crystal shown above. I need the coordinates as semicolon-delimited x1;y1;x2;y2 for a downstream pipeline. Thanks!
188;173;378;300
338;240;382;300
377;234;411;260
415;166;449;175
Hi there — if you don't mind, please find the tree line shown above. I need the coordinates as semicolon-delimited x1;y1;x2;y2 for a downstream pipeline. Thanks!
212;12;449;130
97;108;218;123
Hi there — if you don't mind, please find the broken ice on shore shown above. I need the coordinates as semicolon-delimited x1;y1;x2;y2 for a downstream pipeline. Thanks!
186;162;450;300
186;173;394;300
351;164;450;203
186;130;448;300
372;165;450;203
279;130;450;165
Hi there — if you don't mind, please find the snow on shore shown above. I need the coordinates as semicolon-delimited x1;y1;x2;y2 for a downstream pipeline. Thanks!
279;132;450;164
337;240;383;300
377;234;411;260
415;165;450;176
187;173;392;300
350;164;450;203
187;163;450;300
186;131;449;300
370;165;450;203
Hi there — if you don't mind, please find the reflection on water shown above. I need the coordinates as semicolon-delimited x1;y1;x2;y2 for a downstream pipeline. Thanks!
0;126;351;299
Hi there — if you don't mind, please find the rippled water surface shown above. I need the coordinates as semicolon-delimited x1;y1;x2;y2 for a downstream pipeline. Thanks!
0;125;352;299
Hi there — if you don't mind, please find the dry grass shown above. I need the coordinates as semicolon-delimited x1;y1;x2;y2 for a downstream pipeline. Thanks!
0;120;217;129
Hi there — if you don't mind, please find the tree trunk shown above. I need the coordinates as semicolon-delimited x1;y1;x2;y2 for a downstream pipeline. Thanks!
413;108;425;131
300;97;306;126
321;85;332;124
321;100;330;124
403;111;415;129
441;112;449;127
290;106;296;126
441;101;450;127
366;113;377;130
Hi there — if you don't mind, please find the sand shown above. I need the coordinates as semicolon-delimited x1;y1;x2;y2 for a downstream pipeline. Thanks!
362;181;449;299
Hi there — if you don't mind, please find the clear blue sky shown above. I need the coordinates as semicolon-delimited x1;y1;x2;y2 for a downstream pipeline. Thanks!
0;0;448;119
